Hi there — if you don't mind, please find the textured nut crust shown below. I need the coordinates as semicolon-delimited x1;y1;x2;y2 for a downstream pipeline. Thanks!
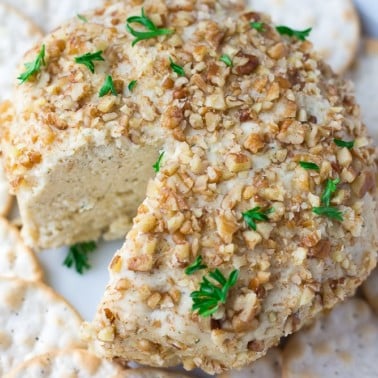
2;0;378;374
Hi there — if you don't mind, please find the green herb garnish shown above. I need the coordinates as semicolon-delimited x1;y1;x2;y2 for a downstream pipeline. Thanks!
169;57;185;77
185;256;207;275
334;138;355;149
276;26;312;41
18;44;46;83
74;51;105;73
77;14;88;22
126;8;174;46
250;21;265;32
191;269;239;317
63;241;97;274
152;151;164;172
321;178;340;207
128;80;137;91
312;206;343;222
299;161;320;171
242;207;273;231
99;75;117;97
220;54;233;67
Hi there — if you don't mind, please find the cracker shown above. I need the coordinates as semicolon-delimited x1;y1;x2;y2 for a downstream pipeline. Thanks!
350;39;378;144
45;0;105;31
4;348;126;378
0;3;43;100
282;299;378;378
362;268;378;315
247;0;360;73
0;217;42;281
217;348;282;378
123;369;192;377
0;164;13;217
0;278;84;375
3;0;46;30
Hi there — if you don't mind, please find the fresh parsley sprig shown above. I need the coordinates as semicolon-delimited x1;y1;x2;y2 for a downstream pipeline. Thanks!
191;269;239;317
128;80;137;91
126;8;174;46
77;14;88;22
312;206;343;222
334;138;354;149
220;54;233;67
18;44;46;83
242;207;273;231
99;75;117;97
75;51;105;73
63;241;97;275
185;256;207;275
250;21;265;32
169;57;185;76
152;151;165;172
299;161;320;171
321;178;340;207
276;26;312;41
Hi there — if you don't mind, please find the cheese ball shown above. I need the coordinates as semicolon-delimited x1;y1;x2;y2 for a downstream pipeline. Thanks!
1;0;378;374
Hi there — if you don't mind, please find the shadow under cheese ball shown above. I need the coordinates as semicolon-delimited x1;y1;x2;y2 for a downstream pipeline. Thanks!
2;0;378;375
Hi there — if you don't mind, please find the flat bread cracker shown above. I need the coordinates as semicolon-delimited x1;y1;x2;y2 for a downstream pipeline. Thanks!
0;217;42;281
0;3;43;100
4;349;126;378
362;268;378;315
246;0;360;73
217;348;282;378
0;278;84;376
45;0;105;31
3;0;45;30
123;369;191;377
350;39;378;144
282;299;378;378
0;163;13;217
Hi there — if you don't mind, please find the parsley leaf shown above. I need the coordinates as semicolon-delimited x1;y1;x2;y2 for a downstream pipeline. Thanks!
334;138;354;149
250;21;265;32
152;151;164;172
220;54;233;67
169;57;185;77
77;14;88;22
191;269;239;317
312;206;343;222
18;44;46;84
321;178;340;207
299;161;320;171
75;51;105;73
99;75;117;97
276;26;312;41
128;80;137;91
242;207;273;231
185;256;207;275
63;241;97;275
126;8;174;46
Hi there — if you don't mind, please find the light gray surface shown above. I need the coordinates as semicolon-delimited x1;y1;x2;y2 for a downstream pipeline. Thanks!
354;0;378;37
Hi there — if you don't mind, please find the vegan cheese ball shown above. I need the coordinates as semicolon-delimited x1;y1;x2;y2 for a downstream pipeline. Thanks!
1;0;378;373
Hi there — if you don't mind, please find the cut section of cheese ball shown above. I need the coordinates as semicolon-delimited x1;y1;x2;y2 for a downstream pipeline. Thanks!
2;0;378;373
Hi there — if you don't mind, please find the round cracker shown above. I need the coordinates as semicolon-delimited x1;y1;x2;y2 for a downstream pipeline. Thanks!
282;298;378;378
362;268;378;315
0;278;84;376
45;0;105;31
217;348;282;378
246;0;360;73
123;368;191;377
350;39;378;144
0;163;13;217
0;217;42;281
4;348;126;378
3;0;46;30
0;3;43;101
